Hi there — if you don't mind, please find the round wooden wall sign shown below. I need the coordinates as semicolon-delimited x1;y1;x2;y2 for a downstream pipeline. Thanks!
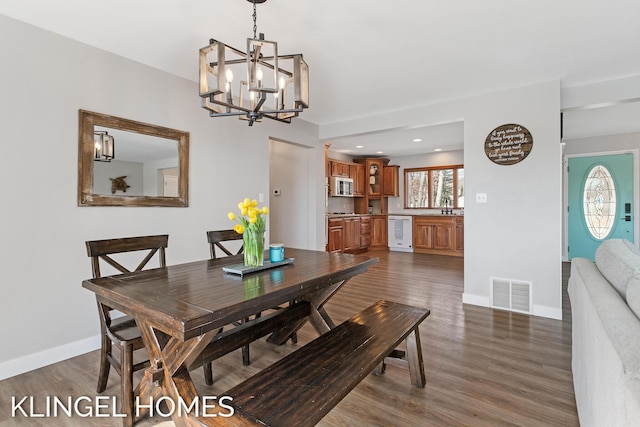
484;124;533;165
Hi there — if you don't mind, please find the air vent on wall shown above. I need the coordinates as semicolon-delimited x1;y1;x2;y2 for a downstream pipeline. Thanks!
490;277;532;314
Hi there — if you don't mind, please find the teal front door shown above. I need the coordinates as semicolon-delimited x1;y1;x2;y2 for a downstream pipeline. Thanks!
568;153;634;260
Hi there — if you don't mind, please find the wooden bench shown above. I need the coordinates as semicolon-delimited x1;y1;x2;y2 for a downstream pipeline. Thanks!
221;300;430;427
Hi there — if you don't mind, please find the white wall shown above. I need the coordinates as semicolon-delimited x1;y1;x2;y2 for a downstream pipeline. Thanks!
564;132;640;155
462;82;562;319
269;140;320;249
561;75;640;140
0;15;321;379
321;81;563;320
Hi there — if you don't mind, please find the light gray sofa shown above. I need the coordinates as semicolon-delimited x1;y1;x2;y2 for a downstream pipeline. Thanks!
568;239;640;426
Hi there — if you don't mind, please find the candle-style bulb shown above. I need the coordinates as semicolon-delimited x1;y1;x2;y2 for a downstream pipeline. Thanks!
279;77;286;90
226;68;233;83
256;67;263;82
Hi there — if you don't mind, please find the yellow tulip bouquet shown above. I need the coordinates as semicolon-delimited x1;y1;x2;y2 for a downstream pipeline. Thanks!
228;198;269;267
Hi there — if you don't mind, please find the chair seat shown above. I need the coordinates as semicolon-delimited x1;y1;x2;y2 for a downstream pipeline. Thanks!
109;316;145;344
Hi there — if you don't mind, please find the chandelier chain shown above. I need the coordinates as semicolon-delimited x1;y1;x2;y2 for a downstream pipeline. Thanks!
252;1;257;39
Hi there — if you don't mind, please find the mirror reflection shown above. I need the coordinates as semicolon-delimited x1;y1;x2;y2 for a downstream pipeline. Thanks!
92;127;180;197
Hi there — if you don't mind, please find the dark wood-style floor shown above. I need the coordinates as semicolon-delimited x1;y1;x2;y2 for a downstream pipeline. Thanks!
0;252;578;426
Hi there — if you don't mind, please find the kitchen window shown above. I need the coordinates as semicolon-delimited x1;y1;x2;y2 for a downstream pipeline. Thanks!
405;165;464;209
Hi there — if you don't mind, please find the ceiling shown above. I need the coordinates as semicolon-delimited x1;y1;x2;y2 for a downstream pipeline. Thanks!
2;0;639;156
326;121;464;157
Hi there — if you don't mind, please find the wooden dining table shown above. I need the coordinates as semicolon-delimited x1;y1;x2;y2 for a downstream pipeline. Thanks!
82;247;378;426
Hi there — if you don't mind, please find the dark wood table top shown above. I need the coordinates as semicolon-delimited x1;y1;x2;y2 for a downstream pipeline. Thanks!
82;248;378;342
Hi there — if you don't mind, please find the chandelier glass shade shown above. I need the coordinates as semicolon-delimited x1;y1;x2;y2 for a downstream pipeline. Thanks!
199;1;308;126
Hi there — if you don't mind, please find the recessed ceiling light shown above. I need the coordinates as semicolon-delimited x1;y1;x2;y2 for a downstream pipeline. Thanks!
355;145;364;149
413;138;422;142
434;148;442;152
376;151;384;154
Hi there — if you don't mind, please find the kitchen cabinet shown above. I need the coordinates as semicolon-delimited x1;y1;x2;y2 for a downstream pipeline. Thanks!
343;217;361;252
330;160;350;177
413;216;463;257
328;218;344;253
370;215;388;250
366;159;383;197
455;217;464;251
350;163;365;196
414;219;434;249
329;160;365;197
327;216;371;253
383;165;400;197
360;216;371;248
353;158;390;215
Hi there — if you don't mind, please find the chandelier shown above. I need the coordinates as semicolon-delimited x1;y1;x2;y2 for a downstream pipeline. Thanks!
199;0;309;126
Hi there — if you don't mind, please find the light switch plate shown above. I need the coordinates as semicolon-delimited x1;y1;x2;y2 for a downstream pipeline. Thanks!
476;193;488;203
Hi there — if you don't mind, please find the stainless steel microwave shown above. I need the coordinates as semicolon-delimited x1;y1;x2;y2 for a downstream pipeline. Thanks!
331;176;354;197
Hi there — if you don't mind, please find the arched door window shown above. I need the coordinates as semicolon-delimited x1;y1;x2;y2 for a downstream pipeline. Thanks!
583;165;616;240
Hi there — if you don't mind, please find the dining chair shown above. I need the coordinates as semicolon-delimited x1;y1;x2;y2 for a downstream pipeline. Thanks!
207;229;256;368
85;234;213;420
206;229;297;367
207;229;244;260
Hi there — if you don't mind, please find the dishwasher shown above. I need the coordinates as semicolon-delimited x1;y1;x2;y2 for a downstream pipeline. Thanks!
388;215;413;252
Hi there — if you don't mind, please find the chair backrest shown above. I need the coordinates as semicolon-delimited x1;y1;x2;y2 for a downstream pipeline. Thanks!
206;229;243;260
85;234;169;279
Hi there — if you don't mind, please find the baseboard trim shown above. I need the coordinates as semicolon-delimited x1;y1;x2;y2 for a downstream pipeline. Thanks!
462;293;490;307
533;304;563;320
463;293;563;320
0;335;100;381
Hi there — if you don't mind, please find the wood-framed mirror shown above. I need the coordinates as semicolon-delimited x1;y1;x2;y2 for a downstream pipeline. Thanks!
78;110;189;207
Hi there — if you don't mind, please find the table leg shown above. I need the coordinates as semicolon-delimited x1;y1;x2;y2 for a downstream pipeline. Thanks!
135;321;219;426
406;327;426;388
267;280;347;344
134;369;165;422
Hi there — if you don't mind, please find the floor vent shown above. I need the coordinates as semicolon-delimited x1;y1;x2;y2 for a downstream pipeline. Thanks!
490;278;532;314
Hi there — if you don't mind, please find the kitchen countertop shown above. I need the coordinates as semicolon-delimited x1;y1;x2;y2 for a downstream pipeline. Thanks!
327;213;370;217
410;213;463;217
390;213;463;216
327;213;463;218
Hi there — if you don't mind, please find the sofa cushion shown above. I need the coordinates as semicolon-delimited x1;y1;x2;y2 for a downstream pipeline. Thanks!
628;282;640;320
595;239;640;298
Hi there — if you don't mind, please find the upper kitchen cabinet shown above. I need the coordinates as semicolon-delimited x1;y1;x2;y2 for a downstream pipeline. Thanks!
350;163;365;196
383;165;400;197
329;159;365;197
354;158;390;215
355;158;387;197
330;160;350;177
367;159;383;196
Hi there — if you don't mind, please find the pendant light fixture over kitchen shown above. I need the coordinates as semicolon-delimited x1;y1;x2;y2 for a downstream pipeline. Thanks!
199;0;309;126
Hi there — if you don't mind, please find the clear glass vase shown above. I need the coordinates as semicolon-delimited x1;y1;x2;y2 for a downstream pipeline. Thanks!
243;228;265;267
